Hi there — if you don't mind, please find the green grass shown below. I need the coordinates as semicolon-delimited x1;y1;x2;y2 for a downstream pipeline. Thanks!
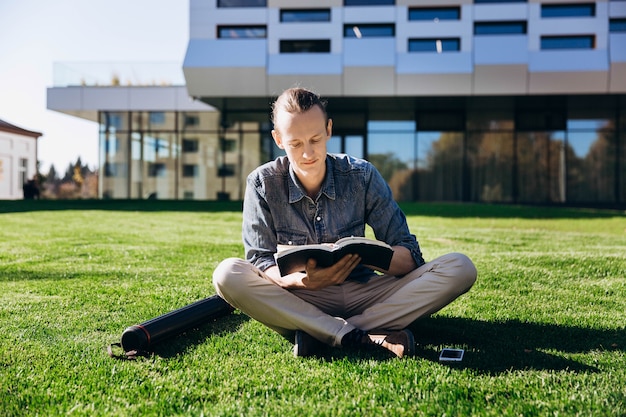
1;200;625;416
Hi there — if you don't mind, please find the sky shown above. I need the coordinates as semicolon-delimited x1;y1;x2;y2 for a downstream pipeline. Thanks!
0;0;189;173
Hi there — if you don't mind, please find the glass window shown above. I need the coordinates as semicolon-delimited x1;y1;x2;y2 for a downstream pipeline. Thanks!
100;111;128;132
467;132;515;203
328;136;342;154
516;132;564;203
516;112;566;131
217;0;266;7
541;4;595;18
609;19;626;33
416;132;464;201
218;164;236;177
148;163;166;177
417;111;465;131
218;26;267;39
344;0;394;5
280;39;331;53
467;110;514;130
474;21;527;35
280;9;331;22
367;121;416;200
184;115;200;127
328;135;365;157
566;131;616;203
220;138;237;152
541;35;594;50
409;7;460;21
345;135;364;159
182;165;197;178
148;112;176;130
344;24;395;38
19;158;28;186
182;138;199;153
409;38;460;53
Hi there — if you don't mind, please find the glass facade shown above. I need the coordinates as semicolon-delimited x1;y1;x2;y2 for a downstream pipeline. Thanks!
98;96;625;205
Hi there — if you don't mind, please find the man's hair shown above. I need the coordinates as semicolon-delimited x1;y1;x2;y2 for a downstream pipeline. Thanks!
271;88;329;128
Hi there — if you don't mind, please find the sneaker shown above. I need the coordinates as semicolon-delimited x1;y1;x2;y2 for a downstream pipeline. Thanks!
293;330;321;357
366;329;415;358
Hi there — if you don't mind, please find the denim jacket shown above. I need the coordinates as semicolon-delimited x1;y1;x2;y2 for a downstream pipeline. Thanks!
242;154;424;281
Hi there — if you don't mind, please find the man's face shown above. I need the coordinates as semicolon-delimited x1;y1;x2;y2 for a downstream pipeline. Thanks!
272;105;332;186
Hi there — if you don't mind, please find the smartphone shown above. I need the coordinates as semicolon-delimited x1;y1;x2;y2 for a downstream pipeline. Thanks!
439;348;464;362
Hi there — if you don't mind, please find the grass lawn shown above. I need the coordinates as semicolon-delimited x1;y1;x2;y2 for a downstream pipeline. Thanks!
1;200;625;416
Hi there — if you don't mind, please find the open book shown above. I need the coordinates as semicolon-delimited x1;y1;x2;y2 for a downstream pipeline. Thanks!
275;236;394;276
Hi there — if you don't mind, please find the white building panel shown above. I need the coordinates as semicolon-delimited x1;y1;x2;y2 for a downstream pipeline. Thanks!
47;87;83;110
473;3;529;21
343;6;396;23
474;36;529;65
184;39;267;67
343;38;395;66
609;34;626;62
529;50;609;72
397;52;473;74
268;54;342;75
610;1;626;17
84;88;130;110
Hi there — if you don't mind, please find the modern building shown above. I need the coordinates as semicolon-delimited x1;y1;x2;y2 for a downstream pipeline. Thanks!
0;119;42;200
48;0;626;205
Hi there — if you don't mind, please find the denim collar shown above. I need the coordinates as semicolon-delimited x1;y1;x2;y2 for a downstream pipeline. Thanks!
288;156;337;204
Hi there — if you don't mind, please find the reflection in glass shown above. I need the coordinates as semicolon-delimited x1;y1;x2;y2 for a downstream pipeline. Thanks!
417;132;464;201
367;121;415;201
566;129;616;203
467;132;514;202
142;133;176;199
516;132;565;203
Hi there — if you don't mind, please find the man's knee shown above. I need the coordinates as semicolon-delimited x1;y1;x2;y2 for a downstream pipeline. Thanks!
446;252;477;291
212;257;252;294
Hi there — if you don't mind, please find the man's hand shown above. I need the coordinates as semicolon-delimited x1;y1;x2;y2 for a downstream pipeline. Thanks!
301;254;361;290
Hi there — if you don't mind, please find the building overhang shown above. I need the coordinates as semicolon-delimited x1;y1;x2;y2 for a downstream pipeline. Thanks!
46;85;216;123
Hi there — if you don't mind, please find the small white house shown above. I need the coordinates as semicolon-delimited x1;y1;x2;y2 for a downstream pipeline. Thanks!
0;119;42;199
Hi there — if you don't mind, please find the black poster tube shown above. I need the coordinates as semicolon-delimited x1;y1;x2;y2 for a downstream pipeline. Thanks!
120;294;234;353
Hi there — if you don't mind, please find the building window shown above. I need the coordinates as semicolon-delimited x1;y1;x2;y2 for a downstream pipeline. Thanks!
541;35;594;50
344;0;394;5
19;158;28;186
409;38;460;53
149;112;166;126
408;7;460;21
184;115;199;127
344;24;395;38
220;138;237;152
541;4;595;18
218;164;236;177
182;138;199;153
280;39;331;53
218;25;267;39
610;18;626;33
148;163;166;177
280;9;331;23
182;164;198;178
474;21;527;35
217;0;266;7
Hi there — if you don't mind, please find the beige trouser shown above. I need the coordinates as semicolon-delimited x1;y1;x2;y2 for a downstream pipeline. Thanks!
213;253;477;347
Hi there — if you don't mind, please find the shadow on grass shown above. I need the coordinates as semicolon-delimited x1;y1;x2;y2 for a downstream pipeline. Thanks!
407;316;625;375
1;199;623;218
142;313;623;375
151;313;250;359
